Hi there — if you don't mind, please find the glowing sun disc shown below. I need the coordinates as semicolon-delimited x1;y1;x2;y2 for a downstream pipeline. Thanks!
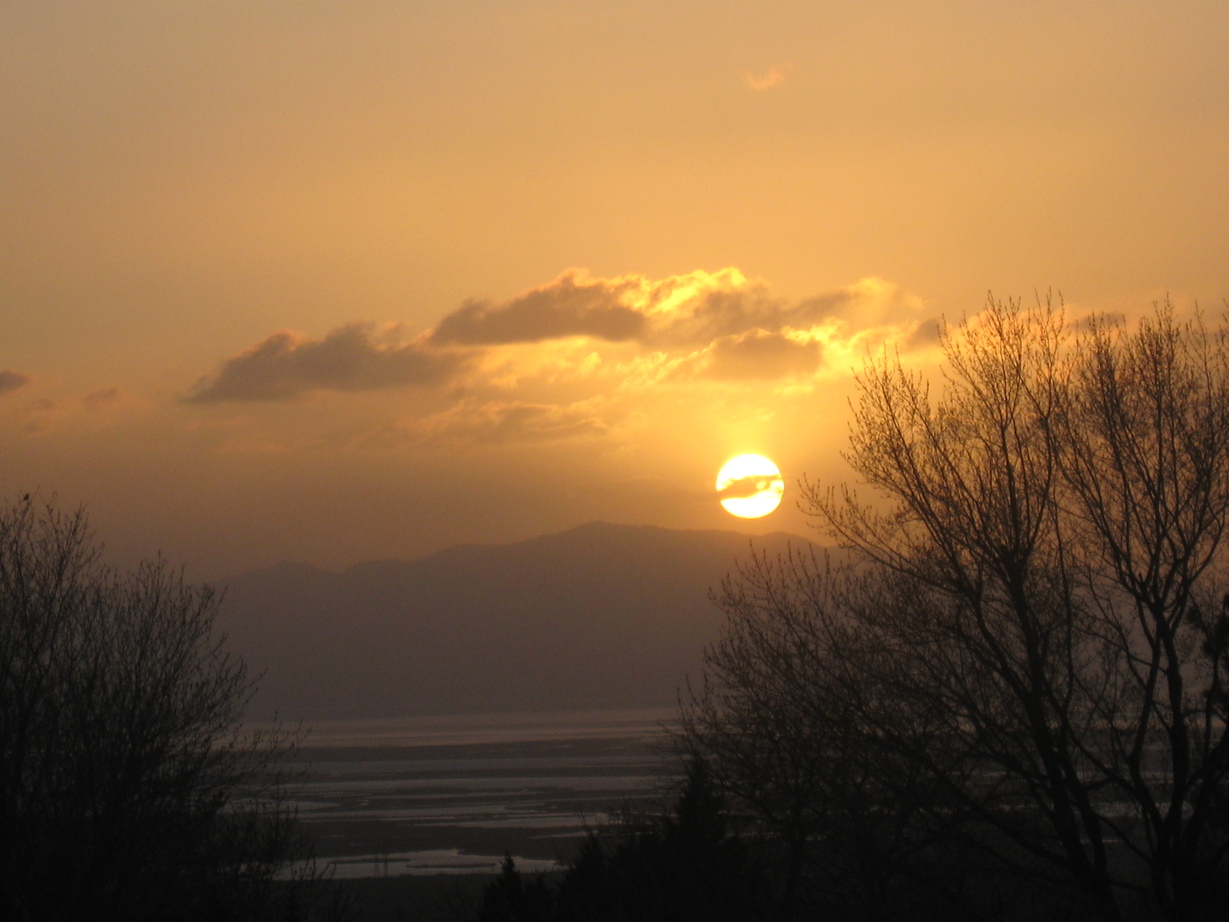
716;454;784;518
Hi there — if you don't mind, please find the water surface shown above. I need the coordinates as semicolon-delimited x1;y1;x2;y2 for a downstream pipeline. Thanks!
288;707;677;878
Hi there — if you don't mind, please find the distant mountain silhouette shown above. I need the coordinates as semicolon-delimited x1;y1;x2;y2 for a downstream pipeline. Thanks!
216;521;824;720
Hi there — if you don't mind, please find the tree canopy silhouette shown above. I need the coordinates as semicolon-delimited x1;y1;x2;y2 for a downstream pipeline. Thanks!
683;300;1229;922
0;496;308;921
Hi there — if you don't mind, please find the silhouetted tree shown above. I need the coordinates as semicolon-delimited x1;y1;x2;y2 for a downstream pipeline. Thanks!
684;300;1229;922
476;854;556;922
479;760;764;922
553;759;765;922
0;496;310;921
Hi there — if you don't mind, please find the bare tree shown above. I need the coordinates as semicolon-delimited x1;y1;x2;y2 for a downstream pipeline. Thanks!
683;551;1004;922
0;496;310;921
684;300;1229;922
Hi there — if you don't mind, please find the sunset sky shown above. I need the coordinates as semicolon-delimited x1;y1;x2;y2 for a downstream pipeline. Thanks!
3;1;1228;579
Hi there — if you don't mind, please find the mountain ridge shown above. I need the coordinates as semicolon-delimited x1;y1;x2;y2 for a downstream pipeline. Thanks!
216;521;825;721
225;520;817;581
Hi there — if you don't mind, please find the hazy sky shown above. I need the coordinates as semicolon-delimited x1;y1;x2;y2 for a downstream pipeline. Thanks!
3;1;1227;579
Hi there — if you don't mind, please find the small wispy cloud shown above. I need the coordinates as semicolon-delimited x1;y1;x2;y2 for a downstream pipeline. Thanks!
81;386;125;411
0;382;137;436
0;371;30;396
745;66;787;91
2;397;57;435
405;399;609;445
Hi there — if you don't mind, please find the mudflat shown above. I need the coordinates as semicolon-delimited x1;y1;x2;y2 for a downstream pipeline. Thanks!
286;709;677;880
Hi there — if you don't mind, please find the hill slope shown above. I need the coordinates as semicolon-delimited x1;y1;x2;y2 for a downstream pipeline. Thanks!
216;521;822;720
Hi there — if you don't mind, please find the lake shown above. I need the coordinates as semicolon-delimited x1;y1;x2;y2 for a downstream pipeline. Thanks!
285;707;679;879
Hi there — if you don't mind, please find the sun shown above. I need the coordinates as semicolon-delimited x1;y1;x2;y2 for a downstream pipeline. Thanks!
716;454;784;518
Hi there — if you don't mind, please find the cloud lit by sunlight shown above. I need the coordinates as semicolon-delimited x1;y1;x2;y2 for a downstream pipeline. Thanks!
745;67;787;91
180;270;938;451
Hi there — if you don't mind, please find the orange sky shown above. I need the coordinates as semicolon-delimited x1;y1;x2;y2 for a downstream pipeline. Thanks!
2;1;1228;578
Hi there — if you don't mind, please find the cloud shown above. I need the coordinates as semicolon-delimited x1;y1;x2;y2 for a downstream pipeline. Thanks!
719;474;780;500
424;267;911;354
185;270;933;451
0;371;30;396
745;67;787;91
189;324;466;402
904;319;943;349
645;282;786;347
2;397;57;435
431;270;647;345
632;273;924;350
81;386;125;411
1070;310;1128;332
684;330;822;380
792;277;925;327
408;399;608;444
0;384;134;436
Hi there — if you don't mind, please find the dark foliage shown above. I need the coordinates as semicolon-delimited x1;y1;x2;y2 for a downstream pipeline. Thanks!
476;855;557;922
0;496;313;921
475;760;765;922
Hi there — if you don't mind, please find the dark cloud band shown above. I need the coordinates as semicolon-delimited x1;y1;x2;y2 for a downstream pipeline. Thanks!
189;324;465;402
431;272;646;345
718;475;783;500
